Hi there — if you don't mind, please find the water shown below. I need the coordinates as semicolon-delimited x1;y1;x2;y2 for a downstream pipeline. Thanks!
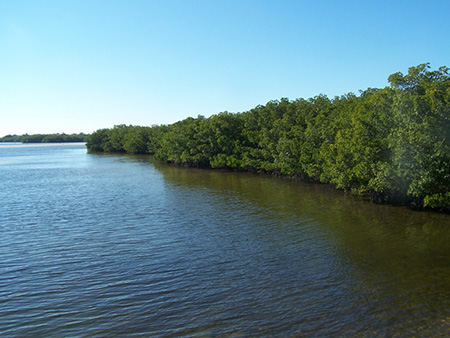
1;143;450;337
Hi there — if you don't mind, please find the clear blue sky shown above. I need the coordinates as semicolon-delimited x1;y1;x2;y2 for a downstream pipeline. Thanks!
1;0;449;136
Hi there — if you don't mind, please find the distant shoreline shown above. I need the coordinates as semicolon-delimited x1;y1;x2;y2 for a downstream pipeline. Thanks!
0;133;89;143
0;142;86;148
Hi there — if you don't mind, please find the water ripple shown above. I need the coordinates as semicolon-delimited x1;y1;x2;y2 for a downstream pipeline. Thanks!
1;145;450;337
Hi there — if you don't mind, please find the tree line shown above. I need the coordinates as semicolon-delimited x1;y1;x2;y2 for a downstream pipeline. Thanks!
86;64;450;211
0;133;89;143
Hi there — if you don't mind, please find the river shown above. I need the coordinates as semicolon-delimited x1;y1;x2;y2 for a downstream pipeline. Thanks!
1;143;450;337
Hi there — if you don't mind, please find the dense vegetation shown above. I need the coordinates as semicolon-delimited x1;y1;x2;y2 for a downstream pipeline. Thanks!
86;64;450;211
0;133;89;143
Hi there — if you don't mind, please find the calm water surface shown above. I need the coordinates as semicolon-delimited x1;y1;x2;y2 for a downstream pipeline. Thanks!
1;143;450;337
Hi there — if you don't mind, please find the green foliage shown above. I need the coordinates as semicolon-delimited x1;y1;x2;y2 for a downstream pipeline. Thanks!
85;129;110;152
387;64;450;206
85;64;450;210
1;133;89;143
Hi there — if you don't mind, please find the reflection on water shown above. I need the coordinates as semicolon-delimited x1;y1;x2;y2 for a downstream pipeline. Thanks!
1;145;450;337
153;159;450;336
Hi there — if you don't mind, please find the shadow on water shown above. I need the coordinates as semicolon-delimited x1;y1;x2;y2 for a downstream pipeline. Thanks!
80;153;450;336
146;157;450;336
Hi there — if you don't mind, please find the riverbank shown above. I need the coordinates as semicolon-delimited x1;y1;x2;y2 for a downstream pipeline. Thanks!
86;64;450;211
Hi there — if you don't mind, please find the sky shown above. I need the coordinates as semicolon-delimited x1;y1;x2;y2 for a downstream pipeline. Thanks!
1;0;449;137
